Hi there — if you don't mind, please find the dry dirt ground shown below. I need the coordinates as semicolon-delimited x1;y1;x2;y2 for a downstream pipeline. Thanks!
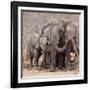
22;56;79;78
23;67;79;78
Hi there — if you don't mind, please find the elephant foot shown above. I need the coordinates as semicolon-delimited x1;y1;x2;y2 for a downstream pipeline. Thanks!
69;68;73;71
38;67;42;70
64;67;68;71
49;67;56;72
29;65;33;68
63;68;67;72
33;64;38;68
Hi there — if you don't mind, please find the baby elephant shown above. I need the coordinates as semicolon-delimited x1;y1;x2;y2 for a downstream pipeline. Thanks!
38;36;48;69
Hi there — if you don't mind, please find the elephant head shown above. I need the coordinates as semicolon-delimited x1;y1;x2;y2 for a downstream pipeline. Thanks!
51;22;68;53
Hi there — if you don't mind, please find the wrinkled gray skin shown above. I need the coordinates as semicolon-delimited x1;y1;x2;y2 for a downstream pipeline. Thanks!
56;22;79;70
27;21;79;72
27;30;49;68
64;22;79;70
65;22;79;56
65;40;76;71
42;21;68;72
27;23;51;68
27;32;42;67
38;36;48;68
56;35;66;70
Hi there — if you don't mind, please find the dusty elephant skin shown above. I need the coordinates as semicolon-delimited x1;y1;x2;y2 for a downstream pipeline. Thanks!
27;28;49;68
56;36;66;70
23;21;79;73
64;40;77;71
40;21;68;72
64;22;79;71
22;10;80;74
27;32;41;68
65;22;79;54
43;21;79;71
38;36;48;68
56;22;79;71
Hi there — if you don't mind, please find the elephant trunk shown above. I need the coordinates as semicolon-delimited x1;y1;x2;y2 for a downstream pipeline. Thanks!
55;42;67;52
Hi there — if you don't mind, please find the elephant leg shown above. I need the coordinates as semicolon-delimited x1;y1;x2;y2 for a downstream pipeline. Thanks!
65;53;70;71
46;52;50;67
56;53;59;68
60;55;64;70
33;49;39;67
28;51;33;68
64;52;67;70
62;53;66;71
29;56;33;68
71;39;78;56
57;54;63;69
69;62;73;71
38;53;45;69
49;50;56;72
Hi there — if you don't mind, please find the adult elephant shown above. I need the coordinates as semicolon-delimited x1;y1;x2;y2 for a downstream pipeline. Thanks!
63;22;79;70
54;21;79;71
42;21;68;72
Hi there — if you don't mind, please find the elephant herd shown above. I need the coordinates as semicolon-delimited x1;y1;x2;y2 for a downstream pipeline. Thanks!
25;21;79;72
